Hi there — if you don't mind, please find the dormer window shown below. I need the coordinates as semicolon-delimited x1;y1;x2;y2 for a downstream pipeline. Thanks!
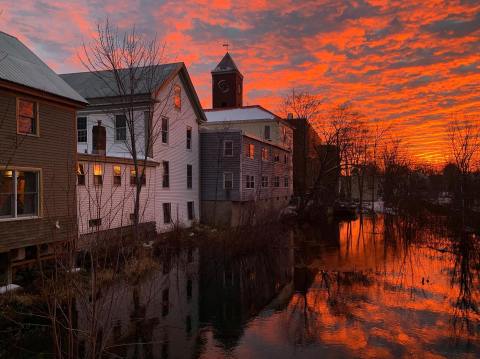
174;85;181;110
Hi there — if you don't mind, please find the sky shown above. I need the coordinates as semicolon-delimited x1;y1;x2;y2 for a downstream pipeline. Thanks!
1;0;480;164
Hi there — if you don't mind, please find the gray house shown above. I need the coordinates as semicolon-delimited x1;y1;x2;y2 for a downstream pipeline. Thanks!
200;129;293;226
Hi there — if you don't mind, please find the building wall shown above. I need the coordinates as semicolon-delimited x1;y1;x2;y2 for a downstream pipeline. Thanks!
153;75;201;232
76;157;157;237
0;88;77;253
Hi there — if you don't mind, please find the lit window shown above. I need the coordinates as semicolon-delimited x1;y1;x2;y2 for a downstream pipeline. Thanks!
264;125;271;140
130;167;146;186
245;175;255;189
187;164;193;189
113;165;121;186
0;170;39;218
174;85;181;110
186;126;192;150
77;163;85;185
163;203;172;224
224;140;233;156
93;164;103;185
161;117;169;144
162;161;169;188
223;172;233;189
187;201;194;220
262;176;268;188
261;147;269;161
245;143;254;159
18;99;37;135
115;115;127;141
77;117;87;143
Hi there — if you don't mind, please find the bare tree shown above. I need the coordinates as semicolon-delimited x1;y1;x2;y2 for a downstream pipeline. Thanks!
80;20;175;240
281;88;322;121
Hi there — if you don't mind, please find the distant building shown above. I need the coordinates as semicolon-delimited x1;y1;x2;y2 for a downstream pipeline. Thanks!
200;129;292;226
201;53;294;224
0;32;87;285
61;63;206;241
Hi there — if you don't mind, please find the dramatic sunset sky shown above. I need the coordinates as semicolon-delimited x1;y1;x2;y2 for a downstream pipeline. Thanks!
2;1;480;164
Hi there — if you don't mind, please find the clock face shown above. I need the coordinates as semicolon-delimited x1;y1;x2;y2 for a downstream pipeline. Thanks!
217;79;230;94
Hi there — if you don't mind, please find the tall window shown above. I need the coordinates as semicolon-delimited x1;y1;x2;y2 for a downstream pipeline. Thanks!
264;125;271;140
144;111;153;157
77;117;87;143
162;161;169;188
261;147;269;161
115;115;127;141
163;203;172;224
174;85;181;110
262;176;269;188
113;165;121;186
187;164;193;189
245;143;254;159
186;126;192;150
93;164;103;185
161;117;169;144
77;163;85;185
187;201;194;220
223;172;233;189
224;140;233;157
130;167;146;186
0;170;39;218
245;175;255;189
274;176;280;187
17;99;37;135
284;176;289;187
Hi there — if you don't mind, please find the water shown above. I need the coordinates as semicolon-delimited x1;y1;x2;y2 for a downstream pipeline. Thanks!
1;215;479;358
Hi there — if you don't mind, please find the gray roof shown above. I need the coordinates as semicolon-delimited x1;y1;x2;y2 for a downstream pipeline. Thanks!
60;63;182;99
212;52;241;74
0;32;86;104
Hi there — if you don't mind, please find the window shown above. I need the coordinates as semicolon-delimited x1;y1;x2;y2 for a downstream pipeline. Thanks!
187;164;193;189
274;176;280;187
282;126;288;143
92;164;103;185
245;175;255;189
186;126;192;150
17;99;38;135
284;154;288;164
245;143;254;159
261;147;269;161
224;140;233;157
262;176;269;188
223;172;233;189
89;218;102;227
284;176;289;187
115;115;127;141
0;170;39;218
264;125;271;140
274;153;280;162
161;117;169;144
130;167;146;186
163;203;172;223
187;201;194;220
77;117;87;143
77;163;85;186
162;161;169;188
144;111;153;157
174;84;181;110
113;165;121;186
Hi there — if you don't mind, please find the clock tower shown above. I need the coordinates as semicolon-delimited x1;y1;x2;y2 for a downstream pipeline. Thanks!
212;52;243;108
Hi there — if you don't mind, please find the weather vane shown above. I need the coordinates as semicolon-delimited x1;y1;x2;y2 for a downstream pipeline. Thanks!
222;42;229;52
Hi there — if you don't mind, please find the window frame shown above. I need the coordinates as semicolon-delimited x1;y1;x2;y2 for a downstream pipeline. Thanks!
0;168;42;221
77;163;86;186
174;84;181;110
93;164;103;186
186;126;192;150
17;98;39;136
284;176;289;188
245;143;255;159
187;164;193;189
114;115;127;142
130;166;146;186
77;117;87;143
163;203;172;224
261;147;269;161
264;125;271;140
245;175;255;189
223;140;233;157
223;172;233;189
187;201;194;221
113;165;122;186
161;116;169;144
274;176;280;188
162;161;170;188
261;176;269;188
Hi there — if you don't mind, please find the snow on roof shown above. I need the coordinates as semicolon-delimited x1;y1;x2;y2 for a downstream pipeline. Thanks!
204;105;279;123
0;31;87;104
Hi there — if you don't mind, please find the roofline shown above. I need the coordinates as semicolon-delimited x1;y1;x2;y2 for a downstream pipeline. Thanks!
0;79;88;108
199;128;291;151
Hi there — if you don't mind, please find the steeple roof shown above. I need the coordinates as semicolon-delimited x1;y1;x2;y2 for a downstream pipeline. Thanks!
212;52;242;75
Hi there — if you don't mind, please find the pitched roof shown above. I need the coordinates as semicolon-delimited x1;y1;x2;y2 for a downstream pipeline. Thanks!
60;63;182;99
204;105;279;122
0;31;86;104
212;52;241;74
